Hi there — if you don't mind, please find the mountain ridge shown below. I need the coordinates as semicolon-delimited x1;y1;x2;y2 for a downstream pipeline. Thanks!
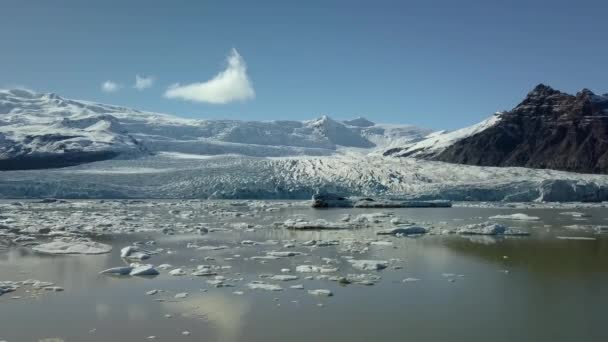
0;89;431;170
386;84;608;174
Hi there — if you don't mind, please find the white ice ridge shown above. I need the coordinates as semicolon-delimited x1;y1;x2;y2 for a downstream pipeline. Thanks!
1;152;608;202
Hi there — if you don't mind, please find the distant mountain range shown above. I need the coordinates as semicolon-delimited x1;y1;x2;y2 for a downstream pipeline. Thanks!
386;84;608;174
0;89;430;170
3;85;607;175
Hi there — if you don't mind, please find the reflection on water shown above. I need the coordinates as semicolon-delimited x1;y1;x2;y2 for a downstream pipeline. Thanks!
163;293;251;342
1;203;608;342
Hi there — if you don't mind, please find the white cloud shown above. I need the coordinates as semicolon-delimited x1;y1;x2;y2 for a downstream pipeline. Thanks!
101;80;121;93
164;48;255;104
134;74;154;90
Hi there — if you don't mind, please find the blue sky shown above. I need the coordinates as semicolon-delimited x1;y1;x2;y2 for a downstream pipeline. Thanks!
1;0;606;129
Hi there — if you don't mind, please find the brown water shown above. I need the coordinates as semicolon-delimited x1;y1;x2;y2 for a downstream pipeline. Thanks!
1;203;608;342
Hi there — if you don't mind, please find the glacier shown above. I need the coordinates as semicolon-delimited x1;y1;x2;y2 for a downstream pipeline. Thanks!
1;152;607;201
2;88;608;202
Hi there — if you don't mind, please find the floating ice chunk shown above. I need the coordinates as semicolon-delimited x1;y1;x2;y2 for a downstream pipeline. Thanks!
595;226;608;233
269;275;299;281
247;281;283;291
191;269;217;276
559;212;591;218
350;212;393;224
250;255;280;260
295;265;338;273
348;260;388;271
457;222;530;236
197;245;229;250
267;251;303;257
402;277;421;283
376;226;428;236
168;268;187;276
489;213;540;221
174;292;188;299
311;194;451;208
99;266;133;275
240;240;260;246
556;236;597;241
33;239;112;255
129;264;159;276
308;289;333;296
390;217;412;225
345;273;381;285
44;286;64;292
282;218;349;230
120;246;150;260
370;240;393;246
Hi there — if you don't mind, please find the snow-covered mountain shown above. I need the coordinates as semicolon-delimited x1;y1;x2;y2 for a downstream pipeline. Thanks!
0;89;431;169
3;87;608;202
384;114;503;158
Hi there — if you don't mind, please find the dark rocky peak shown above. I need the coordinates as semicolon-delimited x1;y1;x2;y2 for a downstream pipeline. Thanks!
512;84;597;117
529;83;560;97
577;88;596;97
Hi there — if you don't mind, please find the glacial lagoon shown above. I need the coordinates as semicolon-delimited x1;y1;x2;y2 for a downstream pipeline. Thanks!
1;200;608;342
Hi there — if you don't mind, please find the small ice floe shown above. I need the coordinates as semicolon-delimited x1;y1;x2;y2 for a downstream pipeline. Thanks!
129;264;159;276
281;218;349;230
559;212;590;218
196;245;229;251
99;266;133;275
120;246;151;260
250;255;280;261
307;289;333;297
231;222;253;230
174;292;188;299
311;193;451;208
157;264;173;270
267;251;303;258
595;226;608;233
290;284;304;289
489;213;540;221
240;240;261;246
345;274;381;285
269;275;299;281
350;212;393;224
2;280;63;296
402;277;421;283
315;240;340;247
146;290;159;295
168;268;187;276
295;265;339;273
0;282;17;296
456;222;530;236
556;236;597;241
390;217;412;225
247;281;283;291
348;259;388;271
191;268;218;277
370;240;393;246
33;238;112;255
44;286;64;292
376;226;428;236
564;225;608;233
